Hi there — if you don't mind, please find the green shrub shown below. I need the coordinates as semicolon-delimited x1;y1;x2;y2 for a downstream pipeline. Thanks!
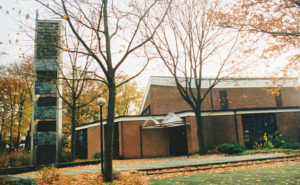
218;143;246;154
13;178;37;185
61;151;73;163
282;142;300;149
268;131;286;148
93;152;101;160
253;133;275;149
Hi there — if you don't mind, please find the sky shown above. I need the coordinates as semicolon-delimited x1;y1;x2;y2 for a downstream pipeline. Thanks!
0;0;298;89
0;0;39;64
0;0;172;88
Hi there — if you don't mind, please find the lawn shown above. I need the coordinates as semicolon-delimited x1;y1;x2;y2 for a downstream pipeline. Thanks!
241;148;300;155
149;163;300;185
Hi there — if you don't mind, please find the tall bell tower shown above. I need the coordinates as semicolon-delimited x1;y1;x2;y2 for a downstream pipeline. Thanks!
31;20;63;165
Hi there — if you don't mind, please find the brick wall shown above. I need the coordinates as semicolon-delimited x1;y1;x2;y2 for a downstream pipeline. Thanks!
87;126;100;159
224;88;276;109
119;121;143;158
149;85;192;114
281;87;300;107
185;117;199;153
203;115;237;147
185;115;239;153
141;128;169;157
143;85;300;114
86;111;300;159
236;114;244;144
276;112;300;142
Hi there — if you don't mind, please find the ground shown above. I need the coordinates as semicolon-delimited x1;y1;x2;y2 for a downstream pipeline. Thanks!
1;152;300;184
149;162;300;185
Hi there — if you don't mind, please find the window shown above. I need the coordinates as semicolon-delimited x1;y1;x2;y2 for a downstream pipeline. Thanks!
220;90;228;110
36;71;57;82
37;121;56;132
141;106;151;116
275;90;283;107
37;97;56;106
242;113;277;148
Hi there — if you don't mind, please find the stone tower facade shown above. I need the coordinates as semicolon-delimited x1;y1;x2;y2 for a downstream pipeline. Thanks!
31;20;63;165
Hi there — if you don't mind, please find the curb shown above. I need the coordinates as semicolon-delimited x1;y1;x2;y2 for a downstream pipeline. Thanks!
0;160;101;175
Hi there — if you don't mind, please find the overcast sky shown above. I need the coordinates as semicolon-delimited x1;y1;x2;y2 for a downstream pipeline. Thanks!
0;0;172;88
0;1;297;88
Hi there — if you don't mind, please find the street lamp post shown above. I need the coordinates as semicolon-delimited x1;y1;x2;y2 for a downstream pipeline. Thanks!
97;97;106;174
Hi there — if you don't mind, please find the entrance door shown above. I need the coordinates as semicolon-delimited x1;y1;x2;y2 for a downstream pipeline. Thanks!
36;121;56;164
168;126;188;156
242;113;277;148
36;145;56;165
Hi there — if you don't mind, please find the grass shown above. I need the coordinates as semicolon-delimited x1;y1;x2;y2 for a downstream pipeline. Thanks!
241;148;300;155
149;163;300;185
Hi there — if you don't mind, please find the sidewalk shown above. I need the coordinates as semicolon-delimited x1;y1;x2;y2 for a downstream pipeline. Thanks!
4;153;293;180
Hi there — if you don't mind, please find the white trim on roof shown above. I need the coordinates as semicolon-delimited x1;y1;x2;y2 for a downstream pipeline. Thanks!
236;108;300;115
140;76;299;113
76;108;300;131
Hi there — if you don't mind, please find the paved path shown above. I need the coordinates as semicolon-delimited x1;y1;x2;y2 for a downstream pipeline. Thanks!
5;153;291;180
114;153;290;171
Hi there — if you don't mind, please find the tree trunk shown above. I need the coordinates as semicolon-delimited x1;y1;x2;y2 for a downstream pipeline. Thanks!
9;117;13;153
25;126;31;152
71;69;77;160
16;101;24;151
195;110;206;154
103;81;116;182
71;103;76;160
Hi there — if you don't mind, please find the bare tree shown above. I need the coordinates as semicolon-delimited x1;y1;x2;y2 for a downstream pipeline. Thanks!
35;0;172;181
150;0;243;154
56;32;104;160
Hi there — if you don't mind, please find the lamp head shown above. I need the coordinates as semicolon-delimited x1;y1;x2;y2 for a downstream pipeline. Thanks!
97;97;106;106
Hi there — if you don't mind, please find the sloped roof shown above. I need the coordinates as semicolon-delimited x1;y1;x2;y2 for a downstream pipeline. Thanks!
142;112;185;129
161;112;184;124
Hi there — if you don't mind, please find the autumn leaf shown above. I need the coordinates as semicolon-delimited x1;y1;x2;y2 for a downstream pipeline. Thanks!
63;15;69;20
25;13;30;19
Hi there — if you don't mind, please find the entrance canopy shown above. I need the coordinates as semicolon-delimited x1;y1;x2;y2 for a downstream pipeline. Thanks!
142;112;188;129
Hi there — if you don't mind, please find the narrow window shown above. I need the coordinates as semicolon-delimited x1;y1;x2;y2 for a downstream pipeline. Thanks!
220;90;228;110
275;90;283;107
37;97;57;106
37;121;56;132
141;105;151;116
